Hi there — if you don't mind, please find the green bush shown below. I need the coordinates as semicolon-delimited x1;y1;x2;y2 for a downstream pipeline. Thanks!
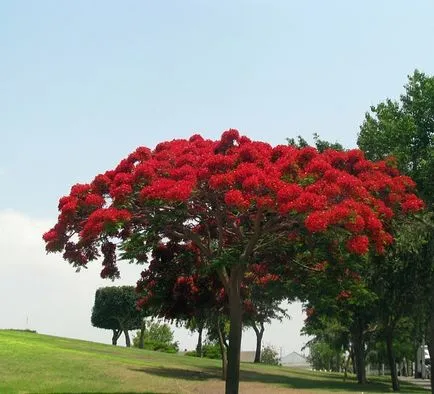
132;321;179;353
261;345;280;365
142;340;178;353
185;342;222;359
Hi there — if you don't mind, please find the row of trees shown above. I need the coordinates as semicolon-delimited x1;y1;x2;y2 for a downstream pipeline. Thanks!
90;284;281;366
302;70;434;392
43;70;432;393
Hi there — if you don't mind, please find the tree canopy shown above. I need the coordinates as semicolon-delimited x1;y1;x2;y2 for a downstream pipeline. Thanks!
358;69;434;207
358;70;434;391
91;286;145;347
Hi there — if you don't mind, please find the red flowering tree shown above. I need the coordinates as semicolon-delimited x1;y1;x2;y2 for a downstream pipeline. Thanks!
43;130;423;394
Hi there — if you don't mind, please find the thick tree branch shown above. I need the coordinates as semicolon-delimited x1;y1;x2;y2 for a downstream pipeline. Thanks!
291;259;322;272
217;266;230;291
215;204;225;254
174;228;212;259
241;209;263;261
251;322;259;336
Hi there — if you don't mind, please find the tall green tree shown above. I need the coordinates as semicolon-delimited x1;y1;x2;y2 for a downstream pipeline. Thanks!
358;70;433;207
91;286;145;347
358;70;434;391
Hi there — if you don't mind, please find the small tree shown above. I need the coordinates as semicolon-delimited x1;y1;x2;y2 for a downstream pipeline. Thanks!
91;286;145;347
261;345;280;365
133;319;179;353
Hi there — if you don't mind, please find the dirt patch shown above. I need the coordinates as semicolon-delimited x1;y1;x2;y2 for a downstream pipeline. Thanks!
193;381;320;394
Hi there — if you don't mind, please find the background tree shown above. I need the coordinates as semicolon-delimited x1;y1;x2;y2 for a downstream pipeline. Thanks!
358;70;433;207
303;316;349;373
185;315;206;357
260;345;280;365
358;69;434;391
44;130;423;394
242;272;289;363
132;319;179;353
91;286;145;347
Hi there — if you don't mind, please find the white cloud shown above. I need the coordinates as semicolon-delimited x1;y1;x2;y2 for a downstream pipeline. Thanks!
0;210;308;355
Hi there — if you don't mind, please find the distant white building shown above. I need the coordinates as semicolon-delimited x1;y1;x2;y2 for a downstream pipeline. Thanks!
280;351;310;368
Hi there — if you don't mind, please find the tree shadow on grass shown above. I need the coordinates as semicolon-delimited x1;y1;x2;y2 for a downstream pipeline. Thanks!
130;365;427;393
130;366;218;381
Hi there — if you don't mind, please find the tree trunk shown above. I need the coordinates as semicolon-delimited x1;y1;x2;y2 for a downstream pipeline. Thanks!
217;316;228;381
352;329;366;384
225;266;243;394
428;341;434;394
124;329;131;347
414;348;420;378
111;329;121;346
428;300;434;394
350;346;356;374
252;322;264;363
139;320;146;349
196;325;204;358
343;350;351;382
385;331;400;392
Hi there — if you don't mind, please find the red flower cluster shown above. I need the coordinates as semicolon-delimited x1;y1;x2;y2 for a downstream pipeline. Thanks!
336;290;352;300
43;129;424;284
81;208;131;240
346;235;370;255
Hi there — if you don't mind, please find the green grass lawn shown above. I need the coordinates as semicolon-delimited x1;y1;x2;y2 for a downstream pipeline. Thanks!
0;329;427;393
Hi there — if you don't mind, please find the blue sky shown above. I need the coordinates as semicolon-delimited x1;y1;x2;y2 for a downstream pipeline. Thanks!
1;0;433;352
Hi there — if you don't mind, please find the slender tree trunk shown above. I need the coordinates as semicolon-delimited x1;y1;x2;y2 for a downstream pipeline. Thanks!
112;329;121;346
343;350;351;382
350;345;356;374
415;348;420;378
427;235;434;393
352;329;366;384
139;319;146;349
385;331;400;392
428;290;434;394
225;266;243;394
217;316;228;380
196;325;204;358
124;329;131;347
252;322;264;363
428;341;434;394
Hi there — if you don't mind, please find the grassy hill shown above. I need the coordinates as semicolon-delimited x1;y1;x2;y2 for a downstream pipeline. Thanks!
0;329;426;393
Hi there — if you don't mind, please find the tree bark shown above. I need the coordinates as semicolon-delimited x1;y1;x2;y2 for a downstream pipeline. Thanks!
428;288;434;394
428;341;434;394
124;329;131;347
252;322;264;363
111;329;121;346
352;329;366;384
217;316;228;381
415;347;420;378
139;319;146;349
343;349;351;382
385;331;400;392
225;266;243;394
196;324;204;358
350;346;356;374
